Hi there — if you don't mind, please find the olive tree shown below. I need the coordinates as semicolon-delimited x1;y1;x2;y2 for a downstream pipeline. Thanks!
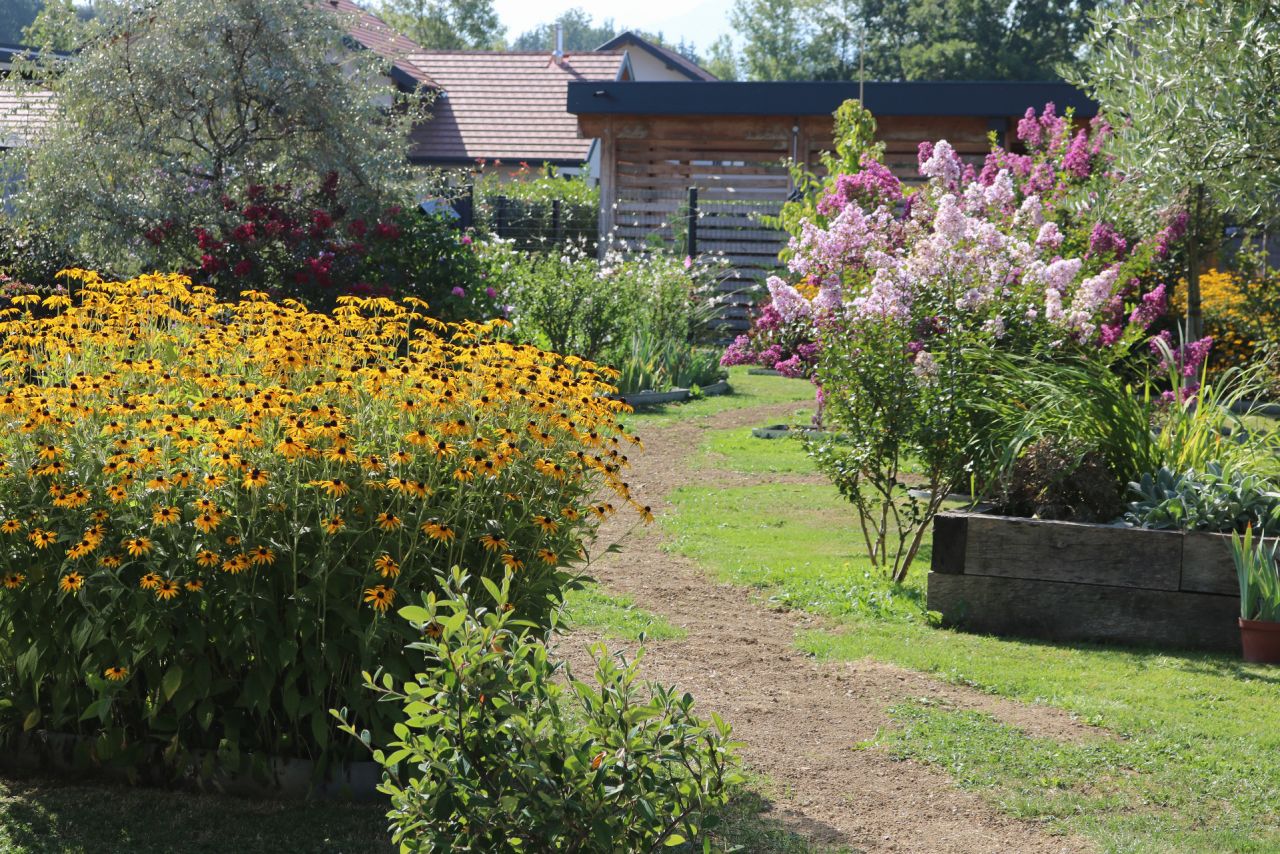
3;0;426;272
1070;0;1280;339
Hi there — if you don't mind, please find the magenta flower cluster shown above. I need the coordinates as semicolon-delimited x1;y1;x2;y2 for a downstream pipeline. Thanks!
725;104;1179;388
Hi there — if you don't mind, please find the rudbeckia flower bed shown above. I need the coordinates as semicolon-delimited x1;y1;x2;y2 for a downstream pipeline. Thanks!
0;271;642;778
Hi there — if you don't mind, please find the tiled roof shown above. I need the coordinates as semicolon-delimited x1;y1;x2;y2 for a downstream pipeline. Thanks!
597;32;716;82
323;0;436;89
406;51;626;163
0;86;55;148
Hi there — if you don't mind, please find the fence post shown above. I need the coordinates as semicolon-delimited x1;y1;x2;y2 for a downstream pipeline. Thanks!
552;199;563;243
495;195;508;237
686;186;698;258
455;184;475;230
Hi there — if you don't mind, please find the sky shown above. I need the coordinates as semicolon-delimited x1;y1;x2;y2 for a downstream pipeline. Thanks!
492;0;737;51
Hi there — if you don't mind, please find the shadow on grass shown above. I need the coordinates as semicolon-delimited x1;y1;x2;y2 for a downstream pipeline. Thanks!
0;772;389;854
707;789;856;854
1;772;850;854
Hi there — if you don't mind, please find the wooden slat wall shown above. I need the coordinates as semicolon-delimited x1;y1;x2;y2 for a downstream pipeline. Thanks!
606;118;801;335
594;113;1012;335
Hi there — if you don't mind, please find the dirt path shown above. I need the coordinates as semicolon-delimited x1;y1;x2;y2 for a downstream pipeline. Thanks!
559;402;1098;854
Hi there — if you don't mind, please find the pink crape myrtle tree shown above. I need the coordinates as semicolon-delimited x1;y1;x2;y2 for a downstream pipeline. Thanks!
755;105;1188;582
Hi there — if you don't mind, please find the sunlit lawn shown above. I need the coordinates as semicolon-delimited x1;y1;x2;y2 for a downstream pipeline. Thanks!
661;388;1280;853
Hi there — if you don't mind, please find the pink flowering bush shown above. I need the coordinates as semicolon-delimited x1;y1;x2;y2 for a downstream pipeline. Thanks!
792;112;1184;581
720;278;828;379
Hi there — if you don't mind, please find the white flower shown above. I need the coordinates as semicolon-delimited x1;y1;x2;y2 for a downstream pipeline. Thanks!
913;350;939;382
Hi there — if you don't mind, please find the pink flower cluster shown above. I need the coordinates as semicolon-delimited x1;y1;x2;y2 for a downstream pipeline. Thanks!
817;157;903;217
727;104;1178;389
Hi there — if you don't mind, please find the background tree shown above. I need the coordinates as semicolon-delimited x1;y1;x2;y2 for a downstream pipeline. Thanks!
729;0;1097;81
511;8;617;52
703;34;740;81
3;0;424;272
20;0;98;51
509;7;700;63
0;0;40;46
377;0;505;50
729;0;821;81
1070;0;1280;339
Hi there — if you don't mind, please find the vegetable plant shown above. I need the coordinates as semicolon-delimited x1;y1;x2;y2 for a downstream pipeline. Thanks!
1127;464;1280;532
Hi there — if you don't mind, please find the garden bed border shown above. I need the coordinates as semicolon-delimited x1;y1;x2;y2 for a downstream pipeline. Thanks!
617;379;731;408
928;511;1242;653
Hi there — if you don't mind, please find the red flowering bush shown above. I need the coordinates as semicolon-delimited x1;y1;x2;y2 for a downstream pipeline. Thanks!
145;174;501;319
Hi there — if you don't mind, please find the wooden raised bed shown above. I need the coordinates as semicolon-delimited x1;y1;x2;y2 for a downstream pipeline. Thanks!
928;512;1241;652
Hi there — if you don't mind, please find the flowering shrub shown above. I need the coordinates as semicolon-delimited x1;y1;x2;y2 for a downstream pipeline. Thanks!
336;573;739;852
795;117;1180;580
1171;266;1280;386
487;241;726;392
145;174;500;319
728;103;1184;388
0;271;644;775
720;278;826;380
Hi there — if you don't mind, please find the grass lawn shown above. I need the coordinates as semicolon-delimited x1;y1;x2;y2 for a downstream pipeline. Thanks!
625;367;814;430
694;427;823;475
561;583;687;641
663;401;1280;853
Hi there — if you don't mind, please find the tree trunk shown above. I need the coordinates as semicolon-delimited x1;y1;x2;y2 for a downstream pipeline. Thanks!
1186;239;1202;341
1185;184;1205;341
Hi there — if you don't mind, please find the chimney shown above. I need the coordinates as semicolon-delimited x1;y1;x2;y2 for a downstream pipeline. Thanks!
553;23;564;61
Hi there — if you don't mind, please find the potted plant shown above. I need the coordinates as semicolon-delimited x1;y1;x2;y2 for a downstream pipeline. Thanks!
1232;526;1280;663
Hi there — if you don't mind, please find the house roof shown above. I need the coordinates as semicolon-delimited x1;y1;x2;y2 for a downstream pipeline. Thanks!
596;32;716;82
406;51;628;164
569;80;1097;119
323;0;437;89
0;86;55;149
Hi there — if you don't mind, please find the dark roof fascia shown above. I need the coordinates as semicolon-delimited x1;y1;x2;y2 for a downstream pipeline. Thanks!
596;33;713;82
568;80;1097;118
388;63;435;91
409;154;587;167
0;44;74;63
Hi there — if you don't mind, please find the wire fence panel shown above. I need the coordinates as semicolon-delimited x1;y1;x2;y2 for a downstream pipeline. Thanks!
465;188;599;251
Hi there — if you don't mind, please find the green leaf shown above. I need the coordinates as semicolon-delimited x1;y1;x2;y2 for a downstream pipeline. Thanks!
22;708;40;731
79;698;111;722
310;710;330;747
398;605;432;624
161;664;184;702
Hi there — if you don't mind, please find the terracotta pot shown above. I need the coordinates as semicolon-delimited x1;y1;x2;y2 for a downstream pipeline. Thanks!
1239;618;1280;664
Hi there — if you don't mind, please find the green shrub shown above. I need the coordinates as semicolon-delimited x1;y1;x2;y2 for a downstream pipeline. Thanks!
336;573;741;853
485;240;638;362
487;241;727;389
0;217;80;287
1126;463;1280;532
473;165;599;249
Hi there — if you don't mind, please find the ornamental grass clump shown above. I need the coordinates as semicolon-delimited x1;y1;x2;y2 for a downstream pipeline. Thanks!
0;270;644;776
